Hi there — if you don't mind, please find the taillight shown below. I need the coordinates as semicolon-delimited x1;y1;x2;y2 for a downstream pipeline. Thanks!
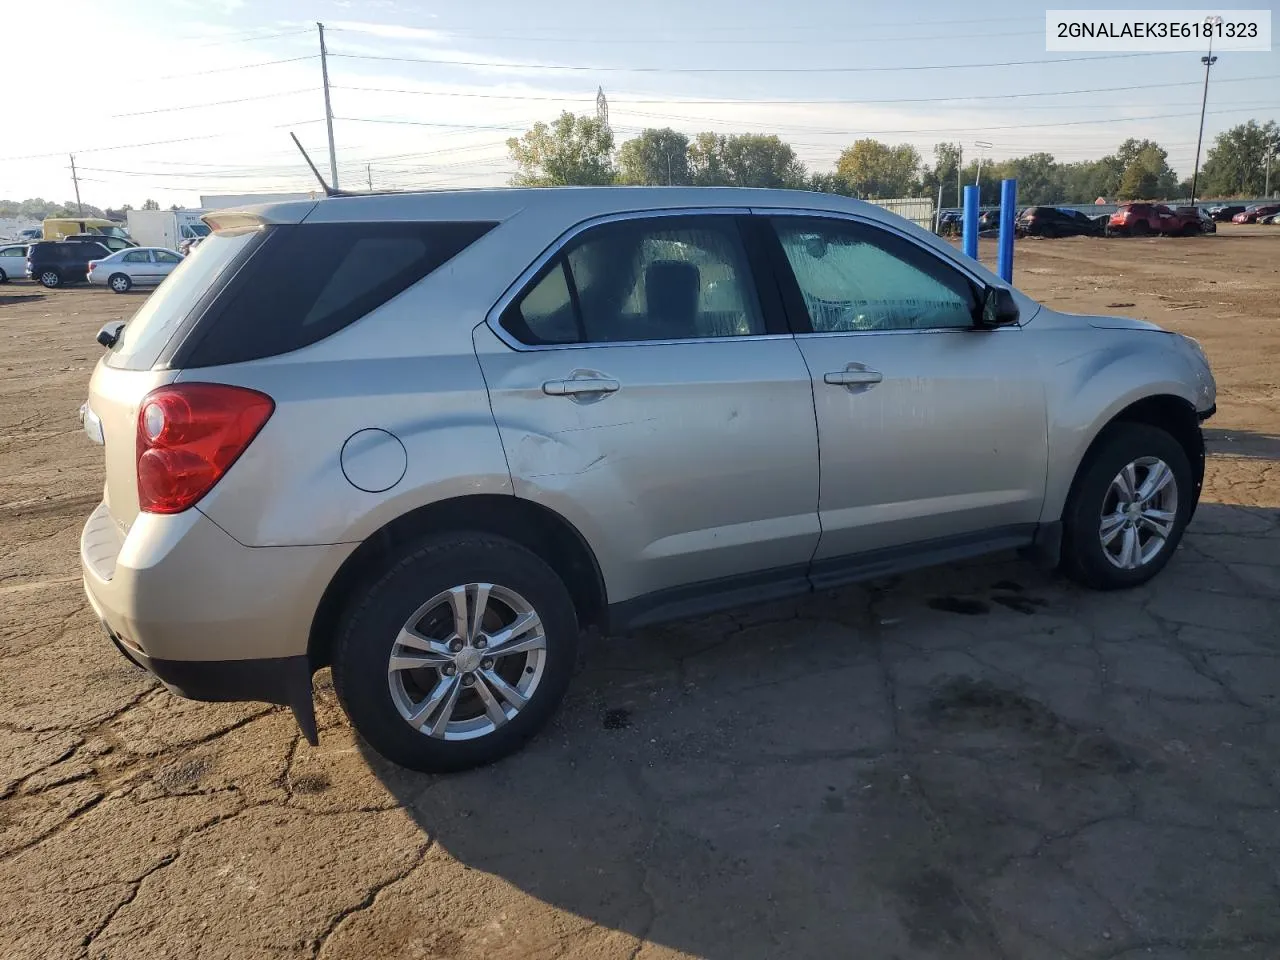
136;383;274;514
87;260;100;271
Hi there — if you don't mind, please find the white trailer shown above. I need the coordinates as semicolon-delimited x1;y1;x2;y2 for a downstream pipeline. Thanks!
125;209;208;251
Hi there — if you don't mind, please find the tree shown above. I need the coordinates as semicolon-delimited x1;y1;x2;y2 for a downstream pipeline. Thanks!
617;128;691;185
1001;153;1063;205
1118;161;1160;200
142;198;160;210
809;172;852;195
719;134;806;189
921;142;964;205
1199;120;1280;197
834;140;920;198
506;112;615;186
688;133;729;186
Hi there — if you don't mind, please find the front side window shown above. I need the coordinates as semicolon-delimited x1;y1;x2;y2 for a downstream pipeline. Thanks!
772;217;977;333
504;215;764;345
155;251;182;264
123;250;151;263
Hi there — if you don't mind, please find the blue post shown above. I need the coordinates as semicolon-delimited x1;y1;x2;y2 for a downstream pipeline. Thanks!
962;184;979;260
998;178;1017;283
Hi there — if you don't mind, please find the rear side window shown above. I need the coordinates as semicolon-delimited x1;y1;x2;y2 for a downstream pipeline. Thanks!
170;220;495;368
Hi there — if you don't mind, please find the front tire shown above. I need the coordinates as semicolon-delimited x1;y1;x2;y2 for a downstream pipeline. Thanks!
1130;220;1150;237
108;273;132;293
332;533;579;772
1060;423;1192;590
38;270;61;288
0;268;8;283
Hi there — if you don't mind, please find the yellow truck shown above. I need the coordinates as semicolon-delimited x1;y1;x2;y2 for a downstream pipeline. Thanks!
41;217;131;241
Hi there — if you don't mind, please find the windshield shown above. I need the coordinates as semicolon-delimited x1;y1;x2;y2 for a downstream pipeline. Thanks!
189;223;211;237
105;227;264;370
99;225;130;239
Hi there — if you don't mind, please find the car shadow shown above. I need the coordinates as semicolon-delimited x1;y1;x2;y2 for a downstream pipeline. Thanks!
1204;427;1280;461
355;501;1280;958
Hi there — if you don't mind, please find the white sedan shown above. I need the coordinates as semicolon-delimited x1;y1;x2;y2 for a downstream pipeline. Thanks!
87;247;184;293
0;243;28;282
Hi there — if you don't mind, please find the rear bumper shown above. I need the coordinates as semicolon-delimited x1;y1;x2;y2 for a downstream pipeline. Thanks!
81;502;354;739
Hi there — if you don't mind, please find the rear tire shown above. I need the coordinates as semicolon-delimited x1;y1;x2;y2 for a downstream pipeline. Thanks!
0;268;7;283
1059;423;1192;590
108;273;132;294
332;533;579;773
38;270;61;288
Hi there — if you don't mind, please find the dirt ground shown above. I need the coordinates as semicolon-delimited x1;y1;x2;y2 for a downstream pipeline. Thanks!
1;225;1277;960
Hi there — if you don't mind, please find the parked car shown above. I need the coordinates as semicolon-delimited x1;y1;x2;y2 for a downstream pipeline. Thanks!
26;239;109;288
1258;211;1280;225
1231;204;1280;223
87;247;184;293
78;188;1217;772
1208;204;1246;222
937;210;963;235
1108;203;1200;236
65;233;137;253
179;236;205;256
1173;207;1215;234
0;243;28;282
1017;206;1105;238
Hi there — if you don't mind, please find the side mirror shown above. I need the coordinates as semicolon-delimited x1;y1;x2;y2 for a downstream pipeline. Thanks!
979;287;1019;328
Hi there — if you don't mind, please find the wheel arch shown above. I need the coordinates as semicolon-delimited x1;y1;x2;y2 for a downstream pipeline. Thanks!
1055;393;1204;525
307;494;608;670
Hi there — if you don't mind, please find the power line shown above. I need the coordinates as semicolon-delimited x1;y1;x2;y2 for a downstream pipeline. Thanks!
158;54;318;80
327;50;1181;74
182;28;314;48
111;88;314;118
330;74;1280;107
328;24;1042;44
0;119;326;162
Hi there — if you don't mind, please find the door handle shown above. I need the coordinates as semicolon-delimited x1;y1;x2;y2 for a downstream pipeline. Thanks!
823;368;883;387
542;377;620;397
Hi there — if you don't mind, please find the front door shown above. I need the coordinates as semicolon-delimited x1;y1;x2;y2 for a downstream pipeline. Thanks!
762;214;1048;566
475;212;821;609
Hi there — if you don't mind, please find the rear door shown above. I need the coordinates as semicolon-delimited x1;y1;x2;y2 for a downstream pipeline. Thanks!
475;211;821;609
760;213;1048;574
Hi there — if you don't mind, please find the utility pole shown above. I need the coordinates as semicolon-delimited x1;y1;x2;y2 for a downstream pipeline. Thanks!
1189;20;1220;206
1265;145;1274;198
69;154;83;216
367;164;373;191
956;146;962;211
974;140;993;189
317;22;339;189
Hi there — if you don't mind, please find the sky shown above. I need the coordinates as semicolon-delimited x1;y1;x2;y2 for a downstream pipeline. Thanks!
2;0;1277;209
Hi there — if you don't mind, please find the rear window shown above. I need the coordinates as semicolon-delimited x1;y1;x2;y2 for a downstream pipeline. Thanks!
169;220;495;368
106;227;265;370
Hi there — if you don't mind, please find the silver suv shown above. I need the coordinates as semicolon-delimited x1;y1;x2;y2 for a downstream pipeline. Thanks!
79;188;1217;772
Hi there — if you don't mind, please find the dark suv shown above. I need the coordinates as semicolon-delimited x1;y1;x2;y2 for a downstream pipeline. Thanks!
26;240;110;288
1016;206;1105;238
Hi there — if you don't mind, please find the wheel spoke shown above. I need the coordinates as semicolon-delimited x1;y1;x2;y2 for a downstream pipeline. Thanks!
427;676;464;738
1118;525;1140;568
471;675;510;728
447;586;469;642
406;675;457;731
393;626;452;656
480;668;529;709
1138;508;1175;538
468;583;492;643
1100;512;1127;546
1137;461;1172;501
1115;463;1139;502
485;612;544;657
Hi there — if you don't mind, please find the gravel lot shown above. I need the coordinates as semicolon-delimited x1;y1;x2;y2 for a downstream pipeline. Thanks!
1;226;1278;960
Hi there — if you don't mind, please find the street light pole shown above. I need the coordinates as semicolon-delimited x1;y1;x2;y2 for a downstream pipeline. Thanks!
1189;22;1220;206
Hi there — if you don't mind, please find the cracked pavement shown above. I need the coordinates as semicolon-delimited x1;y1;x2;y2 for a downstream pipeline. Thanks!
1;230;1278;959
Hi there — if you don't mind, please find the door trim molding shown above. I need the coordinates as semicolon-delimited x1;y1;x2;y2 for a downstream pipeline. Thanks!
606;523;1040;633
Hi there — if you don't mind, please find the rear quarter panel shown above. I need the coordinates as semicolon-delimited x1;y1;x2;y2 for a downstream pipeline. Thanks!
1036;323;1199;522
189;276;514;548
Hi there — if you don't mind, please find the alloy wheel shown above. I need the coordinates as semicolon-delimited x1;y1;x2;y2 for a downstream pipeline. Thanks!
1099;456;1178;569
387;582;547;740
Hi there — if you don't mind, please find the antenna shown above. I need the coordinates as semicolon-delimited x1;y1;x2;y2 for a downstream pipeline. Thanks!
290;132;344;197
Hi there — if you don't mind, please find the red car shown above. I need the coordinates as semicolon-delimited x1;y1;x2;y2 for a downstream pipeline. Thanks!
1108;203;1200;236
1232;204;1280;224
